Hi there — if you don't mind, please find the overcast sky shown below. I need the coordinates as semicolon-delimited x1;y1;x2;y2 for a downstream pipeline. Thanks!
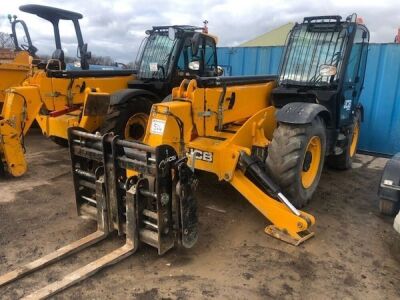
0;0;398;63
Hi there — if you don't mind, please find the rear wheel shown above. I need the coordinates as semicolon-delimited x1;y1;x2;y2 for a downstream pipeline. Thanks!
100;96;153;141
266;116;326;208
327;111;361;170
379;198;399;216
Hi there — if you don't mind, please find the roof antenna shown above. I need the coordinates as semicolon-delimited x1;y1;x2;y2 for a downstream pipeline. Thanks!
203;20;208;34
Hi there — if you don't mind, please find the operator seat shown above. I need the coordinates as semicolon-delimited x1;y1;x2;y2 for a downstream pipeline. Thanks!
48;49;66;70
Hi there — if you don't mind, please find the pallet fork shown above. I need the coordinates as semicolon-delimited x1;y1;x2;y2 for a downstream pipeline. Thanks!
0;128;197;298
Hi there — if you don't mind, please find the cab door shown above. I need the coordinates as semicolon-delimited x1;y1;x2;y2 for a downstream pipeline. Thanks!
174;34;217;80
340;26;369;125
198;36;218;77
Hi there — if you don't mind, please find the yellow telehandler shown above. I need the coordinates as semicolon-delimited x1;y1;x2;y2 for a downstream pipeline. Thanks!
0;14;369;298
0;4;221;177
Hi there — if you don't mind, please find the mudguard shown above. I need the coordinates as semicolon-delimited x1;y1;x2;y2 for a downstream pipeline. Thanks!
276;102;331;125
109;89;160;106
378;153;400;204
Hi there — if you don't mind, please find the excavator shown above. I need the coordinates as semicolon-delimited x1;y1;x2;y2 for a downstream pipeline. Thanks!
0;14;369;299
0;4;221;177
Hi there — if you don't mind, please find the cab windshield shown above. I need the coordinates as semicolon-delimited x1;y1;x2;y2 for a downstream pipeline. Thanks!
137;33;176;79
279;23;349;86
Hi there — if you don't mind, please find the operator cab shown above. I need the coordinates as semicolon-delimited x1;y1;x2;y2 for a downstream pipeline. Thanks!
272;14;369;128
19;4;91;70
129;23;220;98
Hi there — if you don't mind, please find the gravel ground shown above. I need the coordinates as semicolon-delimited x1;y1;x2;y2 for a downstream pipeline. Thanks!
0;129;399;299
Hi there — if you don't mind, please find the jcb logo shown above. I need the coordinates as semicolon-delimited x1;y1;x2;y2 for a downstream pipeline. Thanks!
189;148;213;163
159;155;177;168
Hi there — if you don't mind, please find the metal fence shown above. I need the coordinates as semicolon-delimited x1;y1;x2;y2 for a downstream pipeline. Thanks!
217;44;400;156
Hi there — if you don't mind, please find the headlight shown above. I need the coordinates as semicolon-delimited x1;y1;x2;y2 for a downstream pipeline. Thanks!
188;61;200;71
319;64;337;76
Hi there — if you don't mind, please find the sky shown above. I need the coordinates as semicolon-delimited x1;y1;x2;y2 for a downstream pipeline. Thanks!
0;0;398;63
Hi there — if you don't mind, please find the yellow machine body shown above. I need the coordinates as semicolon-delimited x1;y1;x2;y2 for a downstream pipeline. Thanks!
135;78;316;245
0;69;135;176
0;51;32;103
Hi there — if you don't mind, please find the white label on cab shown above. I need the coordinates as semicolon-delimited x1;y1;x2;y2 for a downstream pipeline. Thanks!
344;99;352;111
150;119;166;135
149;62;158;72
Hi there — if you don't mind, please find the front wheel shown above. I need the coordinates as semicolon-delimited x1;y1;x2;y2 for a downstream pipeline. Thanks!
100;96;153;141
266;116;327;208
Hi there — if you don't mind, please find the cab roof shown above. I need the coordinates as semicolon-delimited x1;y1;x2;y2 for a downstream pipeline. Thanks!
19;4;83;22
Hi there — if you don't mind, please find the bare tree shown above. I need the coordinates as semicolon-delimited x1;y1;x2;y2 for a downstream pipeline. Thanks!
0;32;15;49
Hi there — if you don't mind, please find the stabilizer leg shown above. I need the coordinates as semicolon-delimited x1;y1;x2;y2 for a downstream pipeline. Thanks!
230;170;315;246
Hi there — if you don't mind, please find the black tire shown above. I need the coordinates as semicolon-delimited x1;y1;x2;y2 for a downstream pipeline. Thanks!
162;94;172;103
327;111;361;170
379;198;399;216
50;136;69;147
100;96;153;141
0;159;5;177
266;117;327;208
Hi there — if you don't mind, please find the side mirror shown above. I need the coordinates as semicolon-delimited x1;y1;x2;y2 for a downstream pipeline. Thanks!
82;44;91;59
191;33;202;57
168;27;176;40
80;43;91;70
82;43;88;54
217;66;224;76
77;44;89;58
188;60;200;71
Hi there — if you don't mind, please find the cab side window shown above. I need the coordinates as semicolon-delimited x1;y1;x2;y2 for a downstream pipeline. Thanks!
176;35;216;76
177;40;193;71
203;38;217;73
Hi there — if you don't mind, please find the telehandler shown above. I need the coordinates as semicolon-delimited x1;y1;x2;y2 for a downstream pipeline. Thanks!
0;15;369;298
0;4;220;177
0;14;37;104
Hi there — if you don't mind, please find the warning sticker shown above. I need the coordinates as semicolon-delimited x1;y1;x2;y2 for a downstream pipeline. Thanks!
150;119;166;135
149;62;158;72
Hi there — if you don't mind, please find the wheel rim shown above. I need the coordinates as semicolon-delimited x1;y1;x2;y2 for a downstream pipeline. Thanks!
301;136;322;189
349;122;359;157
124;113;148;141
